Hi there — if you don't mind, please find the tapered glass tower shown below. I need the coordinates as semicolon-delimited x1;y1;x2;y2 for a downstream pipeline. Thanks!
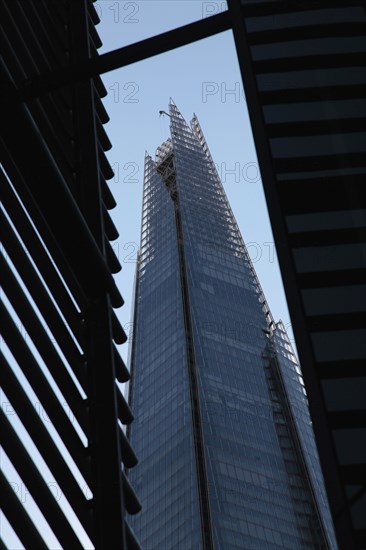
127;100;337;550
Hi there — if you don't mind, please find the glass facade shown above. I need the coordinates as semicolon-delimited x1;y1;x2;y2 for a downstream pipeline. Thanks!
128;100;337;549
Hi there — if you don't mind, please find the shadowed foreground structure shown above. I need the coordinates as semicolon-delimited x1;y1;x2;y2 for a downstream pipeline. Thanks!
1;1;140;548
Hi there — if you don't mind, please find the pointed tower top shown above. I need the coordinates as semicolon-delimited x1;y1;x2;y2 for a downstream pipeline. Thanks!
168;100;194;139
168;99;186;119
144;150;154;163
169;98;179;117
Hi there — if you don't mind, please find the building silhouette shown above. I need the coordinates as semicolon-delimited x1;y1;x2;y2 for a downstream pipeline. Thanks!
127;100;337;549
1;2;140;547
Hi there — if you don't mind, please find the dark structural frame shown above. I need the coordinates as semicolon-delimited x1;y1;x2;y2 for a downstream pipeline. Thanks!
1;1;365;549
1;1;140;548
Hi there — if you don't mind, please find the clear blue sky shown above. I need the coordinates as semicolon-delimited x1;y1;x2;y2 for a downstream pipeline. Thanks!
96;0;295;362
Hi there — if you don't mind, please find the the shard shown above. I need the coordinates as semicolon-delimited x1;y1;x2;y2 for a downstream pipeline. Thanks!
127;100;337;550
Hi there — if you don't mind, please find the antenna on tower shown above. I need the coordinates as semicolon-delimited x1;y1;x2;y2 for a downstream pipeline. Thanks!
159;110;171;118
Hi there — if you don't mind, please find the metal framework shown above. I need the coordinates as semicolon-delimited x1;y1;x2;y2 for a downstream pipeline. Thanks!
1;0;364;548
1;1;140;548
227;2;365;548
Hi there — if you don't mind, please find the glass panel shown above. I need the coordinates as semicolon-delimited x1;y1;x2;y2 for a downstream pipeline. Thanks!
257;67;366;91
322;378;366;412
312;329;366;362
293;243;366;273
333;429;366;465
271;133;366;159
302;285;366;316
263;99;366;123
245;7;365;32
277;166;366;181
349;489;366;529
251;36;366;61
286;210;366;233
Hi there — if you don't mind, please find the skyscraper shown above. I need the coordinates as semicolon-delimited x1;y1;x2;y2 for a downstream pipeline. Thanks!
127;100;337;550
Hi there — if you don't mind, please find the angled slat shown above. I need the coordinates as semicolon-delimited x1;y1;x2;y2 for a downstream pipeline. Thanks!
112;311;127;344
1;303;90;483
119;428;138;469
125;520;142;550
105;238;123;274
103;204;119;240
1;89;123;307
113;345;130;383
121;470;141;515
1;410;84;549
1;353;93;538
116;385;134;425
0;163;89;312
1;255;88;433
1;213;87;392
0;470;48;549
0;170;85;345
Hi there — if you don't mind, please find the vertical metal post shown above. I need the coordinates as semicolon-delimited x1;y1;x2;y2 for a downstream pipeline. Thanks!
226;1;354;547
69;2;127;547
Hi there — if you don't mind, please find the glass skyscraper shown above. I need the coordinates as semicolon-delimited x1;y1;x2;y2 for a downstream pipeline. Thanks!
127;100;337;550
